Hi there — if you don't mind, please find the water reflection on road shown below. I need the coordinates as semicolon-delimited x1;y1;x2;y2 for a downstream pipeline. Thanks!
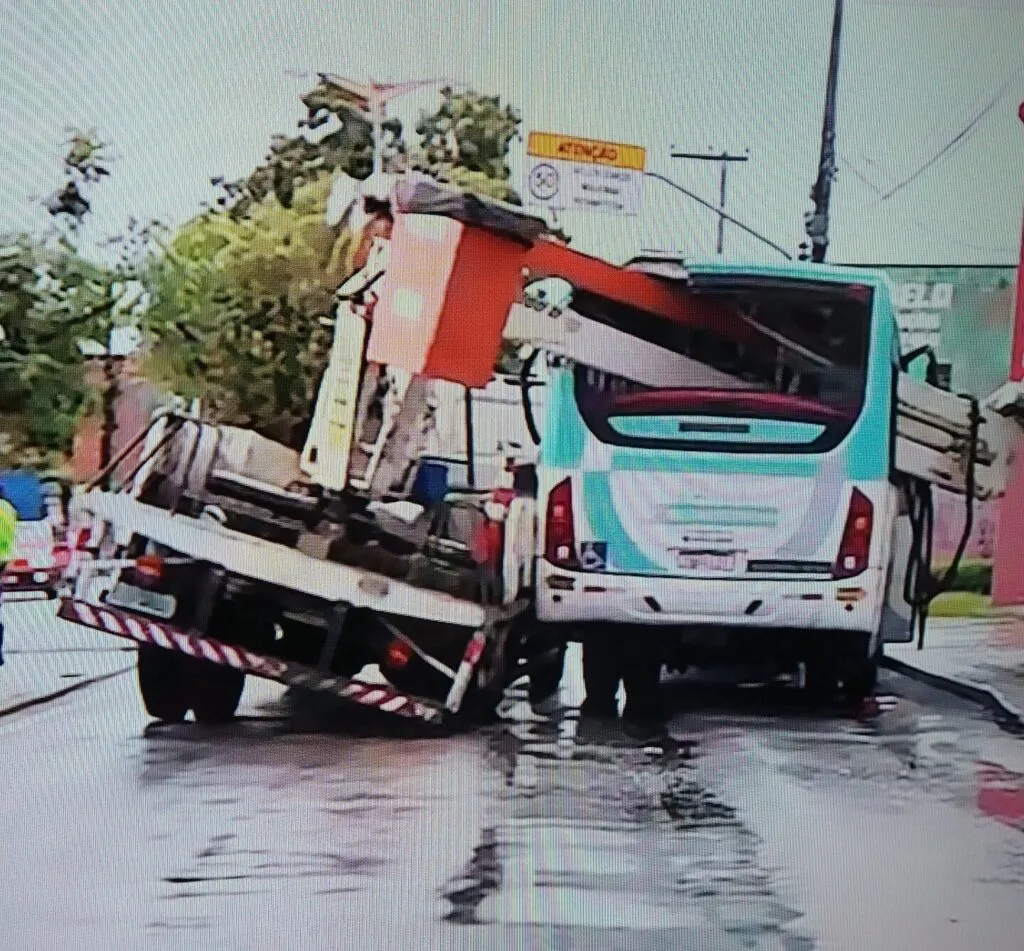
4;636;1024;950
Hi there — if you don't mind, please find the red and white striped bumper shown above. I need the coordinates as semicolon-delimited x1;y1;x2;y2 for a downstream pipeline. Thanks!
56;597;446;723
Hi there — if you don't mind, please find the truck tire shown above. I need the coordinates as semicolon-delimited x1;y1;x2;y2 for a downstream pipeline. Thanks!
188;659;246;724
187;601;275;724
137;646;188;722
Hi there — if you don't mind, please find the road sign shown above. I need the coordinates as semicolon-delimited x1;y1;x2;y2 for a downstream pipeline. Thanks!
524;132;647;216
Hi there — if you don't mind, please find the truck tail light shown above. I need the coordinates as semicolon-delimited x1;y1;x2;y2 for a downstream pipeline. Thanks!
384;640;412;670
134;553;165;582
545;478;577;569
833;488;873;579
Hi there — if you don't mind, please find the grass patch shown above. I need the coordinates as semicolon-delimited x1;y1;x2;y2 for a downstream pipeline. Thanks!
928;591;996;618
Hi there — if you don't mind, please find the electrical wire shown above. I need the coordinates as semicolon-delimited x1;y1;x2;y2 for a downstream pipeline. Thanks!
873;65;1024;203
837;153;1021;257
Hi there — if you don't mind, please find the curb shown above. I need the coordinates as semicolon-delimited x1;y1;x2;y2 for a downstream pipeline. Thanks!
0;666;133;720
882;655;1024;734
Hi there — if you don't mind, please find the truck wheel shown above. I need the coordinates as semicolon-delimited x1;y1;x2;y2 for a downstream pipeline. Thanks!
528;647;566;704
188;659;246;724
137;646;188;722
187;601;274;723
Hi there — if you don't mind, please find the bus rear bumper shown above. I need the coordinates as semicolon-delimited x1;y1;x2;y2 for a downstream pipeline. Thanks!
535;565;886;635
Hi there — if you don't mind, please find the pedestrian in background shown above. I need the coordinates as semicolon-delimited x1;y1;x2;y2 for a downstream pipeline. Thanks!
0;488;18;667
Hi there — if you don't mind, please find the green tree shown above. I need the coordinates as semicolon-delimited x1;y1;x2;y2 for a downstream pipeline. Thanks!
141;175;341;443
412;87;522;202
0;131;154;469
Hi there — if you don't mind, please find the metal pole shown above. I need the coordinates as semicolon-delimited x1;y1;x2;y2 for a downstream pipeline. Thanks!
370;84;383;175
805;0;845;263
464;387;476;487
670;149;749;255
717;154;728;255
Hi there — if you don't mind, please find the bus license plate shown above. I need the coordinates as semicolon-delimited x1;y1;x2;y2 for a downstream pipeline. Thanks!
676;551;737;572
107;583;177;619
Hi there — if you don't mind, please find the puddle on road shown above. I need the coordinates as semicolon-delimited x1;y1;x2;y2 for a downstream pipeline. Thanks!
437;687;817;949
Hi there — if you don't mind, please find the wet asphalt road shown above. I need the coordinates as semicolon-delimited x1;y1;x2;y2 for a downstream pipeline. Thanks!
2;604;1024;951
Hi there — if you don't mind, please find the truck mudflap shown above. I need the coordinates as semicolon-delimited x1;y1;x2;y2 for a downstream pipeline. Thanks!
55;597;451;723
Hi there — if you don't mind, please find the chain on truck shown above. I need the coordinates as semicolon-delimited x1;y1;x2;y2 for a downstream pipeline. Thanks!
54;171;1022;726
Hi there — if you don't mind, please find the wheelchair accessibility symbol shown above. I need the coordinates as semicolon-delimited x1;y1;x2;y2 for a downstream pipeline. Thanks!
528;162;560;201
579;541;608;571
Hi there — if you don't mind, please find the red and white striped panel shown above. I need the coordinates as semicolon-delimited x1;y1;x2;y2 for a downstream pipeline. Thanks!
55;598;444;723
56;598;287;679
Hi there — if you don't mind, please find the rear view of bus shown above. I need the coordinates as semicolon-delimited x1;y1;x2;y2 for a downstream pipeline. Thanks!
534;262;900;697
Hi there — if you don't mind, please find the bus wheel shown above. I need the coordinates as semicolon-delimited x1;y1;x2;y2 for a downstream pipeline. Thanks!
621;643;665;724
528;647;567;705
842;656;879;702
803;660;840;703
137;646;188;722
580;631;620;717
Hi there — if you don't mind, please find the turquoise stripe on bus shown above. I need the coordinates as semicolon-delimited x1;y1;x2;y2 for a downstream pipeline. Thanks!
666;503;779;528
608;448;822;478
581;471;663;574
540;370;587;468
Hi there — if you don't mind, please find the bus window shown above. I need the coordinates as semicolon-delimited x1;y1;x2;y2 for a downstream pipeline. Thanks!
568;280;873;455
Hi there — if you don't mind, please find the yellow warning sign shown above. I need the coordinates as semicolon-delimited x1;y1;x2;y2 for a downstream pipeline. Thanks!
526;132;646;172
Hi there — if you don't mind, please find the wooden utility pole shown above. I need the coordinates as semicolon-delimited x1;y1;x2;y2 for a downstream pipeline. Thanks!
670;148;750;254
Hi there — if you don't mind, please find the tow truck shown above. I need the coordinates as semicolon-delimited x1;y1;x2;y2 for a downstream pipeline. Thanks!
53;171;1020;725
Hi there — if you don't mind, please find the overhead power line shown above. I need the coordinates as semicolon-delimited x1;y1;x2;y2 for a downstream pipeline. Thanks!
875;65;1024;202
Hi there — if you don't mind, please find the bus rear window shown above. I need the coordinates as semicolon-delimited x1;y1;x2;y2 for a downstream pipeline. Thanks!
570;279;872;454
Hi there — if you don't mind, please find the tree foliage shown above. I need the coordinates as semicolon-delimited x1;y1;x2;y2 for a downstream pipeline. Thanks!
143;81;529;439
142;175;342;443
411;87;522;203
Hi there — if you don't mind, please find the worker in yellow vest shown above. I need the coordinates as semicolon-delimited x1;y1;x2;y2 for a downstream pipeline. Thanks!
0;490;18;667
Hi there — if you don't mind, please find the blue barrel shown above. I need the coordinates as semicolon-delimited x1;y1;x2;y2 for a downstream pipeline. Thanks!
0;470;44;521
410;461;450;508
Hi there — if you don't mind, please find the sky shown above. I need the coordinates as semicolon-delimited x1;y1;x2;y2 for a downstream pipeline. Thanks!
1;0;1023;267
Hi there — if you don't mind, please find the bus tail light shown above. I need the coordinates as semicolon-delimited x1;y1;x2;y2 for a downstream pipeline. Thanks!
833;489;873;580
545;478;577;569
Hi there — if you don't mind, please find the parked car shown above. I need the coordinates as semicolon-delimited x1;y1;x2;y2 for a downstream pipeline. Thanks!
0;470;72;599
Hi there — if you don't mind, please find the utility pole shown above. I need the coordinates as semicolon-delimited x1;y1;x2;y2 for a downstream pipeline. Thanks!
803;0;845;263
670;148;750;254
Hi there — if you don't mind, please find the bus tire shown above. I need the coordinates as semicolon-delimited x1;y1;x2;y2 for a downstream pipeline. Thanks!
842;655;879;702
621;641;664;723
137;646;188;722
580;631;620;717
803;660;840;703
528;647;566;704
